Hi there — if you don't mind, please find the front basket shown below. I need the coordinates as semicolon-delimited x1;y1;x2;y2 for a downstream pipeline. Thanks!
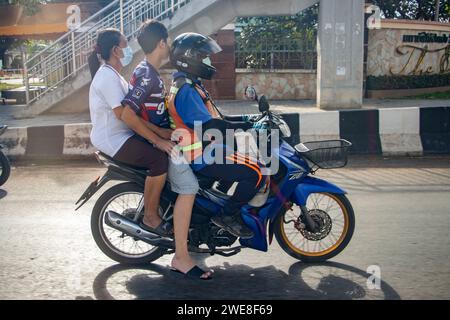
295;139;352;169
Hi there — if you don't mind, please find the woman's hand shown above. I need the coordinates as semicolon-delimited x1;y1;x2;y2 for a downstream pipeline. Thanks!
138;118;173;140
154;138;175;155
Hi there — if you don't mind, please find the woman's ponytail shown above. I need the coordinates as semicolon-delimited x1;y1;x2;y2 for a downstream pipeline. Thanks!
88;48;101;79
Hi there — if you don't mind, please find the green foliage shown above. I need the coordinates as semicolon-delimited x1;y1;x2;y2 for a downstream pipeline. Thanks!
236;3;318;69
371;0;449;22
367;74;450;90
0;83;23;91
237;3;318;40
401;90;450;99
7;39;47;55
5;0;49;16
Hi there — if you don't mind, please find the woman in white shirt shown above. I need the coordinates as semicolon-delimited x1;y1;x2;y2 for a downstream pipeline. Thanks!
88;28;211;280
88;28;174;237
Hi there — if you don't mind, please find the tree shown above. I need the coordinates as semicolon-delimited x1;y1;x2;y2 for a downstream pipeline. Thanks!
3;0;48;16
371;0;449;22
237;4;318;40
235;4;319;69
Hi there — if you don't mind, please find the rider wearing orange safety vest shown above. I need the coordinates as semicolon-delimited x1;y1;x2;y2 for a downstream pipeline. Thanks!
167;75;221;163
167;33;266;239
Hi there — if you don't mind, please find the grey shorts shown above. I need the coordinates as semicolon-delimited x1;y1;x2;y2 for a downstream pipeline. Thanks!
168;153;199;195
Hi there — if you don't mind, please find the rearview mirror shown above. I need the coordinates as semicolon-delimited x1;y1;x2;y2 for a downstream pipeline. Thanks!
244;86;258;101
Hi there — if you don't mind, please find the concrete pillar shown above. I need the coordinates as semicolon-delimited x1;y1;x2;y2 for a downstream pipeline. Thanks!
204;24;236;100
317;0;364;109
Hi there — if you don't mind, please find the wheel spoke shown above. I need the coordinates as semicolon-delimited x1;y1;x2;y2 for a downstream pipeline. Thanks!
318;193;326;208
330;211;343;219
311;194;319;209
328;231;338;245
324;196;333;212
333;220;345;227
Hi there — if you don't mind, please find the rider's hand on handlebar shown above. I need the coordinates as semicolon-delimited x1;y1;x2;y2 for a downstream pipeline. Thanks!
242;114;261;122
252;121;268;130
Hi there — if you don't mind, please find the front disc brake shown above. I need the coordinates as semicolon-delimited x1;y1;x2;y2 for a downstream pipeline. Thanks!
299;209;332;241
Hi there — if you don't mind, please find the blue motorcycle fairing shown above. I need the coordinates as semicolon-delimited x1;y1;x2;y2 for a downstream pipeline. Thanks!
292;176;347;206
239;141;311;251
195;196;223;213
191;140;346;253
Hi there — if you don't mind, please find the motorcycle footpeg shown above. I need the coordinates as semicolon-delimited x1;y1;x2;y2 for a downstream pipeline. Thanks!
213;248;241;257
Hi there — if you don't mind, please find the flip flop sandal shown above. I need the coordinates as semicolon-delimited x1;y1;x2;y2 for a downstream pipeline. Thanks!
139;220;174;238
170;265;213;281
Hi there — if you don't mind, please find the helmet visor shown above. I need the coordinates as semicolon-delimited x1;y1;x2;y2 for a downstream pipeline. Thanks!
196;37;223;55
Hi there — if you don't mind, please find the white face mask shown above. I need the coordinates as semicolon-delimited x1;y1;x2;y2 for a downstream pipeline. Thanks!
120;46;134;67
202;56;212;67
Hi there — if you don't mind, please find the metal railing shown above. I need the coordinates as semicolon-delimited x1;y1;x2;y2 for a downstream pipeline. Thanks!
235;34;317;70
24;0;191;105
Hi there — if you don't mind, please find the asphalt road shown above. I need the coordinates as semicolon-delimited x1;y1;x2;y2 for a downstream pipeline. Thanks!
0;155;449;300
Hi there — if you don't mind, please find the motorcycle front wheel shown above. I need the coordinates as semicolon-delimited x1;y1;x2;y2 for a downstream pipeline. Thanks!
91;182;168;264
0;151;11;186
274;193;355;263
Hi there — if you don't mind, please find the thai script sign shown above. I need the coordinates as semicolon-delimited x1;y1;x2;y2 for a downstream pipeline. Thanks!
402;32;449;44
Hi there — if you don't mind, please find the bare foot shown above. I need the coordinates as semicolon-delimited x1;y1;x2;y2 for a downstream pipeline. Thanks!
171;256;212;279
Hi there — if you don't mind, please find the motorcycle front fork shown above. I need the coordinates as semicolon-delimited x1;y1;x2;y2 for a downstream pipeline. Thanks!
299;205;319;233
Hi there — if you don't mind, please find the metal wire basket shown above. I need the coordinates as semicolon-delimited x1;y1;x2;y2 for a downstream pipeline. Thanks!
295;139;352;170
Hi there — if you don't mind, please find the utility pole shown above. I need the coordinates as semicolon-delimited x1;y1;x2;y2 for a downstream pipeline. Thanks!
435;0;440;22
120;0;124;34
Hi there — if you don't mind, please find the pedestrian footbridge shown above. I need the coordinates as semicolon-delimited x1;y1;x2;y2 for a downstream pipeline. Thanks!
19;0;364;117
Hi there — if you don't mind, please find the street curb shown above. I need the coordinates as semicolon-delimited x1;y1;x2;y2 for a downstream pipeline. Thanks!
1;106;450;160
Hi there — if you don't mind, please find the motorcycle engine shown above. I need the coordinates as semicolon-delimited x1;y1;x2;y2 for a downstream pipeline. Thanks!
189;224;237;248
210;225;237;247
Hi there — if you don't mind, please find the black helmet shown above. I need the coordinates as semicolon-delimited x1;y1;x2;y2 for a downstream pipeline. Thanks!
170;32;222;80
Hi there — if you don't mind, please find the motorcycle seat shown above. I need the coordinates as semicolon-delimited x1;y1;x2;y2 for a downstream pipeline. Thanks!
96;151;150;177
97;151;231;203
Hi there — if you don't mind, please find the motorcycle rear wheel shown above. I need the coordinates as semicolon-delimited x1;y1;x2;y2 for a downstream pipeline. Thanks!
274;193;355;263
91;182;168;264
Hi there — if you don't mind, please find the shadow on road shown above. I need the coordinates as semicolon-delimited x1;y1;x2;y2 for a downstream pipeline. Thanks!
90;261;400;300
0;189;7;200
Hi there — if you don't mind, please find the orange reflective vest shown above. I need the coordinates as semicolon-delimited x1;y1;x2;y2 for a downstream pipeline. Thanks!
167;77;221;162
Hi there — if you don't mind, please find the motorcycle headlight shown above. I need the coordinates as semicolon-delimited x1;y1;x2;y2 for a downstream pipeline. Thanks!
278;119;291;138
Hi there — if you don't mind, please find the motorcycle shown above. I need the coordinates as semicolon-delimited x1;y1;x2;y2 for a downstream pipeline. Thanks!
76;88;355;264
0;125;11;187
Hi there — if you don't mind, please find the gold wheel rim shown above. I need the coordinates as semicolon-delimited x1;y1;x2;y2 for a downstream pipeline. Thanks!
280;193;349;257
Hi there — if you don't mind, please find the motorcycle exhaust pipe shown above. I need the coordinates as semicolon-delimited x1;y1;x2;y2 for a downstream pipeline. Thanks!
104;210;174;248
